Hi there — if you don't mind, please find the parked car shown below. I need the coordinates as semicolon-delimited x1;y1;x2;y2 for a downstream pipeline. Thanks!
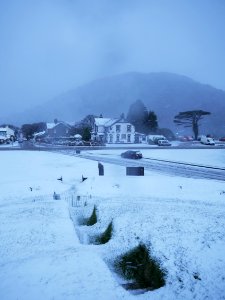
90;141;105;146
121;150;143;159
68;140;84;146
157;139;171;146
219;137;225;142
178;136;193;142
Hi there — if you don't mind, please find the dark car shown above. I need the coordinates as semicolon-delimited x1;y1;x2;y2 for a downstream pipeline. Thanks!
219;137;225;142
121;150;143;159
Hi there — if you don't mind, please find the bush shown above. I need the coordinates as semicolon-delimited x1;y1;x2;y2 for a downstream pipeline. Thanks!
96;221;113;244
87;205;97;226
114;243;166;290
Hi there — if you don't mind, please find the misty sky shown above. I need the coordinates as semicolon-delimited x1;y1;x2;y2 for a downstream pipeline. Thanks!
0;0;225;118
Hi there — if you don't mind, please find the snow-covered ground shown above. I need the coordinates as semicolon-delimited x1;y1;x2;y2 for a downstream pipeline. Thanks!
0;150;225;300
0;141;20;148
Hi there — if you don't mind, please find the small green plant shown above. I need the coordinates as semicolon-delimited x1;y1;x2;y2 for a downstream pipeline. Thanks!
87;205;97;226
114;243;166;290
96;221;113;244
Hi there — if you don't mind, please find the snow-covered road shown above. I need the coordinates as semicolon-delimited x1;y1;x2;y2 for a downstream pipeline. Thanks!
53;149;225;181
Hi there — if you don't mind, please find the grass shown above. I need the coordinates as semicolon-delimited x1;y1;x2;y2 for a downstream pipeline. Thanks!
96;220;113;244
86;205;97;226
114;243;166;290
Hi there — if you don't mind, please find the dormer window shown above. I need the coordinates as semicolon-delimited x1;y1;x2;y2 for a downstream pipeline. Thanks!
116;125;121;132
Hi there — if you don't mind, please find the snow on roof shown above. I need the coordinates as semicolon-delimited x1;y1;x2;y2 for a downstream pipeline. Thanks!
0;126;14;132
94;118;112;126
94;118;119;127
47;122;71;129
94;117;132;127
46;123;56;129
33;131;46;137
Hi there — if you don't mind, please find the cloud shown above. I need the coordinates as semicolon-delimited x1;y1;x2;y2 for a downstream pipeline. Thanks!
0;0;225;119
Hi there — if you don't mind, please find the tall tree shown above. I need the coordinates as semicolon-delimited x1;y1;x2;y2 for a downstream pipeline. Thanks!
145;111;158;133
174;110;211;140
21;122;46;139
70;114;96;140
82;127;91;141
127;100;148;133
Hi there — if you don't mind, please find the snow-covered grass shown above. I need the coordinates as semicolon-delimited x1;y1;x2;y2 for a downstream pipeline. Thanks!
1;150;225;300
0;141;19;148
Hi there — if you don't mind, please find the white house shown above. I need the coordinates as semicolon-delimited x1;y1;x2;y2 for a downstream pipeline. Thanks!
0;126;15;141
92;117;136;143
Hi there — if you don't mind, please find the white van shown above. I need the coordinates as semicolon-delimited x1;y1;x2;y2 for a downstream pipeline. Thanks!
157;139;171;146
200;136;215;145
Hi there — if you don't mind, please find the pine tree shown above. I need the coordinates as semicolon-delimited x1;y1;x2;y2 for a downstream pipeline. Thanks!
145;111;158;133
127;100;148;133
174;110;211;140
82;127;91;141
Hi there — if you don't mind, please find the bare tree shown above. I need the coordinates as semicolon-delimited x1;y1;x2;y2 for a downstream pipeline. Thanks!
174;110;211;140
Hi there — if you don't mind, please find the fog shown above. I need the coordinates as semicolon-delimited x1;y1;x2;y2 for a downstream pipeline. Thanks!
0;0;225;118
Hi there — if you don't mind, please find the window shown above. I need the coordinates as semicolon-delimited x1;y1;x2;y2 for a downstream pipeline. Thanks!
116;125;121;132
127;134;131;142
121;134;126;139
116;134;120;142
127;125;131;132
109;134;113;143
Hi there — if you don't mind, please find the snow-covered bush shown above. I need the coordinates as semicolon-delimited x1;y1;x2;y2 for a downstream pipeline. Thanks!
87;205;97;226
96;220;113;244
114;243;166;290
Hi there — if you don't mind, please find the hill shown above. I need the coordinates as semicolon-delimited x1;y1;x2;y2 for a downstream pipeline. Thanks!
10;72;225;136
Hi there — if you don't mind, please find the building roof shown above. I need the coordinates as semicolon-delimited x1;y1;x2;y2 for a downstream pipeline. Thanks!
94;118;114;126
46;122;71;130
94;117;133;127
33;131;46;137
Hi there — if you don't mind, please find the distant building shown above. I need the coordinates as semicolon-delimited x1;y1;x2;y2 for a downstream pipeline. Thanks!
0;126;15;143
91;116;136;143
46;121;72;138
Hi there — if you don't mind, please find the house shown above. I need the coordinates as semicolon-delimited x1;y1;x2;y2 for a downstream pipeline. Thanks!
33;121;73;144
91;116;135;143
46;121;72;138
0;126;15;143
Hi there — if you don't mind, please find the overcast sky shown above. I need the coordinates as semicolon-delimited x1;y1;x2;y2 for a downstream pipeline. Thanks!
0;0;225;118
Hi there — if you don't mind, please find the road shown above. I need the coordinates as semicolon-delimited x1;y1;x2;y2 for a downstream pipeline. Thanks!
52;148;225;182
1;143;225;181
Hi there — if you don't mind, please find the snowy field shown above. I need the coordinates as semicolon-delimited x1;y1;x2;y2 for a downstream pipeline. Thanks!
0;150;225;300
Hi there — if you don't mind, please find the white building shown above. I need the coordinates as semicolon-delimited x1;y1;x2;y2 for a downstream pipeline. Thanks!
92;117;136;143
0;126;15;141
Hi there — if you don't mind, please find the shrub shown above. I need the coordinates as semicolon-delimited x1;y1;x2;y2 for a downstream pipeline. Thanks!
96;221;113;244
114;243;166;290
87;205;97;226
